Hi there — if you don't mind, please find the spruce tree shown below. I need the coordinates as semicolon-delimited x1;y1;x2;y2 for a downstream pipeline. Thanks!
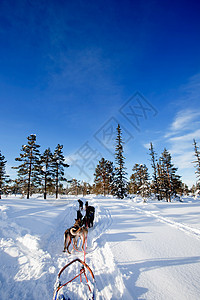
138;164;150;198
192;139;200;188
130;164;150;197
113;124;127;199
0;151;10;199
129;173;138;194
159;148;182;201
13;134;41;199
156;161;165;200
69;179;80;195
40;148;54;199
181;183;189;196
11;178;22;196
52;144;69;199
94;158;114;196
130;164;141;194
191;184;196;195
81;181;89;196
149;142;159;198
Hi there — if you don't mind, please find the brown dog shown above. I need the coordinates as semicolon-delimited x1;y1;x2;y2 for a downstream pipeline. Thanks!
63;219;88;254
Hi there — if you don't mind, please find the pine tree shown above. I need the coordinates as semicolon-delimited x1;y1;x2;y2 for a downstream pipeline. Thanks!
69;179;80;195
52;144;69;199
94;158;114;196
139;164;150;198
0;151;10;198
11;178;22;196
113;124;127;199
191;184;196;195
149;142;159;198
159;148;182;201
40;148;54;199
130;164;150;197
129;173;138;194
13;134;41;199
192;139;200;187
157;161;165;200
81;181;89;196
130;164;141;194
181;183;189;196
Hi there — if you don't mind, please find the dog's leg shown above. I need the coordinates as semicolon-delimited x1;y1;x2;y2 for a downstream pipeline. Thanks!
73;236;79;250
81;232;88;251
81;235;85;251
66;238;72;254
77;236;82;249
91;218;94;227
63;231;68;252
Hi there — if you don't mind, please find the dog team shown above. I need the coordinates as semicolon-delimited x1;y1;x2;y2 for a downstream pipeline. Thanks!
63;199;95;254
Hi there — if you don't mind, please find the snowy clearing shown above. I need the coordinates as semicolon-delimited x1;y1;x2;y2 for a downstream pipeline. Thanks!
0;195;200;299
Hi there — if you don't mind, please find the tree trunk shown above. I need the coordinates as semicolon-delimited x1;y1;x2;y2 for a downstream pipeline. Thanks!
27;151;32;199
44;168;47;200
167;166;171;202
103;172;106;196
56;164;59;199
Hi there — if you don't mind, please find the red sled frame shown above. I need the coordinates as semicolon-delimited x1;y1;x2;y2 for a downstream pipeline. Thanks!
53;258;95;300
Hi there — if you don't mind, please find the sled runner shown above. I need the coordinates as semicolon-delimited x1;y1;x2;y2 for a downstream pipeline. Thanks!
52;258;96;300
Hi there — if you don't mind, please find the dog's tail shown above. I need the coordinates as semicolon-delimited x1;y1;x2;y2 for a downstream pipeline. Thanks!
70;227;79;236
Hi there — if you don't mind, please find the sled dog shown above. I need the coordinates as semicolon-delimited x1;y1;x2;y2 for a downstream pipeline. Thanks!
63;219;88;254
83;202;95;228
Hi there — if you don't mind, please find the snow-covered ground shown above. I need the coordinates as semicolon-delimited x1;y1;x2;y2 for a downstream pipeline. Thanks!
0;194;200;299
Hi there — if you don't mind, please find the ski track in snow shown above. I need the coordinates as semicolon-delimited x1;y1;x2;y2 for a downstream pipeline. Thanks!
132;205;200;240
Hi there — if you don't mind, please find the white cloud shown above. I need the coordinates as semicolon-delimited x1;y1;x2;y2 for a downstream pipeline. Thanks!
171;110;200;131
161;74;200;186
167;129;198;171
169;129;200;143
165;109;200;138
170;151;194;169
165;108;200;175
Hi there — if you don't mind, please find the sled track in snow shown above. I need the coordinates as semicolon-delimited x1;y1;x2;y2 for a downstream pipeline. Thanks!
48;200;115;300
86;203;129;300
88;205;113;252
134;206;200;240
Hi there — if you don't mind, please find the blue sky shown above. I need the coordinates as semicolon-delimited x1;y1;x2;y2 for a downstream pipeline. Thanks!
0;0;200;187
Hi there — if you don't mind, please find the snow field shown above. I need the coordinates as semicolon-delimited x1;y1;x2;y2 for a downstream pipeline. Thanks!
0;195;200;299
103;197;200;299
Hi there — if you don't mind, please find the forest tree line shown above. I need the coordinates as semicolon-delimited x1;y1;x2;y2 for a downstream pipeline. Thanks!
0;128;200;201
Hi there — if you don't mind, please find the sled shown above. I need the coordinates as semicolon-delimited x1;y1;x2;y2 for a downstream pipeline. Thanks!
53;258;96;300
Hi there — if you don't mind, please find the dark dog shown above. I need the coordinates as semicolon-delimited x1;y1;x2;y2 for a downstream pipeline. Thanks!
78;199;83;210
77;209;83;221
63;219;88;254
83;202;95;228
